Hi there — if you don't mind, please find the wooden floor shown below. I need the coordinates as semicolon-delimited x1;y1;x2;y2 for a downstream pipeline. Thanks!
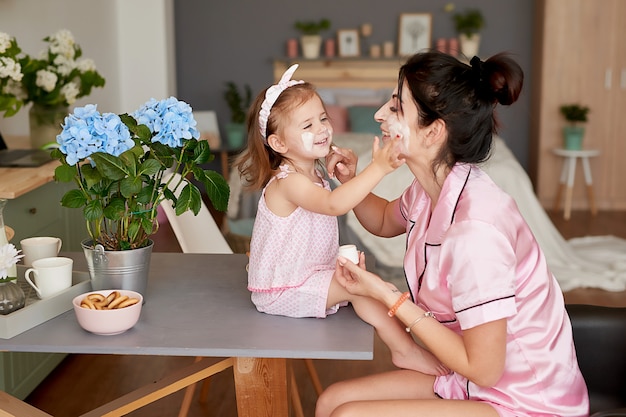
24;210;626;417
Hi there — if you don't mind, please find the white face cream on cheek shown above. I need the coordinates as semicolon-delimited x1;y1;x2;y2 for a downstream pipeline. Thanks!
301;132;315;151
388;115;411;153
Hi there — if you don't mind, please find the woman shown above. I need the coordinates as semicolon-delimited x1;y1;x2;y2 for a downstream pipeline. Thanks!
318;51;588;417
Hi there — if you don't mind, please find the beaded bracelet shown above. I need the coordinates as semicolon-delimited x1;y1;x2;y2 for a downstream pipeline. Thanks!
405;311;436;333
387;291;410;317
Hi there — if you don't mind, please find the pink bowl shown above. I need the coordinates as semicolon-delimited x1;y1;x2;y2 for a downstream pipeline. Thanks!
72;289;143;335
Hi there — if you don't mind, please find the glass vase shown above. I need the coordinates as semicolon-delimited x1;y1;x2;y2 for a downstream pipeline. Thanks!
28;103;69;150
0;198;16;278
0;281;25;315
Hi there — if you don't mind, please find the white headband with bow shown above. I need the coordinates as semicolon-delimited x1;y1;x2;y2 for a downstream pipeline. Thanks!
258;64;304;141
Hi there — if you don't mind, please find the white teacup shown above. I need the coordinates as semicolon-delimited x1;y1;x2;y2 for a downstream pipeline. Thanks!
24;257;73;299
338;244;359;264
20;237;62;267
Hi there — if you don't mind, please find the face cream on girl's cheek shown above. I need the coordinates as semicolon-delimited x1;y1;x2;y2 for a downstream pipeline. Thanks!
301;132;315;151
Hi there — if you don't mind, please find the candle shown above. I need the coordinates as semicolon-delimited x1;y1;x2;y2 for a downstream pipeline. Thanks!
361;23;373;37
370;44;381;58
448;38;459;57
325;39;335;58
383;41;394;58
287;39;298;58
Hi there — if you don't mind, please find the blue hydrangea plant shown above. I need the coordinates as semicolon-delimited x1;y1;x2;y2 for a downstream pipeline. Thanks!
52;96;230;251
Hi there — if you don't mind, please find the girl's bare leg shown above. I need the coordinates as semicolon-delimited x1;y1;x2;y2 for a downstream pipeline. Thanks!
327;279;448;375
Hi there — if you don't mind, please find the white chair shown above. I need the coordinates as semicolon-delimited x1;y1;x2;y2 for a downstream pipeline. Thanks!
159;172;232;254
161;172;321;417
193;110;222;150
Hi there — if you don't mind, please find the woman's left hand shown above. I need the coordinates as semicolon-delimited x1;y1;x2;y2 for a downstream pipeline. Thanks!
335;254;396;300
325;145;357;183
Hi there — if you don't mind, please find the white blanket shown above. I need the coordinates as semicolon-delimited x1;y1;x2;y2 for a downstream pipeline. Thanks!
333;133;626;292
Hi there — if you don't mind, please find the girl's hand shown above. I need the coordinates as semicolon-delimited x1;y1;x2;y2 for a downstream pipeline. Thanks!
325;145;357;183
370;136;405;174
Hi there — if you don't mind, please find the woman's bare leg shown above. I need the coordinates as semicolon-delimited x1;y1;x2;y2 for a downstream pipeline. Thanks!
327;279;448;375
315;369;498;417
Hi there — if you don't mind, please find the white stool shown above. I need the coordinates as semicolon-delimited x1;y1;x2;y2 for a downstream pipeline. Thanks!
552;148;600;220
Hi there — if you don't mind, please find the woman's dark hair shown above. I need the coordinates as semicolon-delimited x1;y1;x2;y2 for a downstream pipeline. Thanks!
397;51;523;170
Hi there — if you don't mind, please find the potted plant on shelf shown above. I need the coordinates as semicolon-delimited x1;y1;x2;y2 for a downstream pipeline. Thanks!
294;18;331;59
51;96;230;296
223;81;252;149
446;4;485;58
559;104;590;150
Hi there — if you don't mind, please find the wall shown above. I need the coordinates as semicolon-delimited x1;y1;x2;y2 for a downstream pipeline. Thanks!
173;0;534;168
0;0;534;169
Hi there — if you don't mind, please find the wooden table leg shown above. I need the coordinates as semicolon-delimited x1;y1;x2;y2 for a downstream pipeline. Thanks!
233;357;289;417
581;156;598;216
563;156;577;220
553;183;565;212
553;154;569;213
586;185;597;215
564;186;574;220
304;358;324;396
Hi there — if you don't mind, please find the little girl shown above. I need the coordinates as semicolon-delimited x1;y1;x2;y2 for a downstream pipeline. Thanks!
233;65;448;375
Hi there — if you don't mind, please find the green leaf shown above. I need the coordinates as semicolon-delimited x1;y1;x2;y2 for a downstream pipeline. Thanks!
91;152;128;180
83;199;104;221
103;197;126;221
136;185;154;205
141;217;154;235
120;176;143;198
54;164;77;182
162;187;176;202
139;158;162;177
193;139;212;164
175;183;202;216
81;164;103;188
60;189;87;208
203;170;230;212
120;151;138;177
127;220;141;243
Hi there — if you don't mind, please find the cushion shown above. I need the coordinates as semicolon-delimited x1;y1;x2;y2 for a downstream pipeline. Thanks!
326;105;349;133
335;93;384;108
347;106;380;134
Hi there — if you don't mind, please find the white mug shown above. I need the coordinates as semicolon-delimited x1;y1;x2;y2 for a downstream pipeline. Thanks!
20;237;62;267
25;257;73;299
338;244;359;264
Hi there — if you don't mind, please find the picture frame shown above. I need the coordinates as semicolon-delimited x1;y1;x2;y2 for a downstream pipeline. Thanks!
337;29;360;57
398;13;432;57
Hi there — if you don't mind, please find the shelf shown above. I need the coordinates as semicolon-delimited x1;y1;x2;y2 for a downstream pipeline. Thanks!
273;58;403;89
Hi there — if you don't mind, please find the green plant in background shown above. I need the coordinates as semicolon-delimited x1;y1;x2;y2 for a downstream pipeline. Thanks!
559;104;590;124
294;18;331;35
223;82;252;124
445;4;485;37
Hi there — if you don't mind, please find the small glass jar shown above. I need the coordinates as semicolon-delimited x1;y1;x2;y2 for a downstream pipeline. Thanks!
0;281;25;315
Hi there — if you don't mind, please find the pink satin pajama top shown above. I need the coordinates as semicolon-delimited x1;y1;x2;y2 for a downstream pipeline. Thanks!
396;163;588;416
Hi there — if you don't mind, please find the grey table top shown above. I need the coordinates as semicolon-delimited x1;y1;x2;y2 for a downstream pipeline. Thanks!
0;252;374;360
